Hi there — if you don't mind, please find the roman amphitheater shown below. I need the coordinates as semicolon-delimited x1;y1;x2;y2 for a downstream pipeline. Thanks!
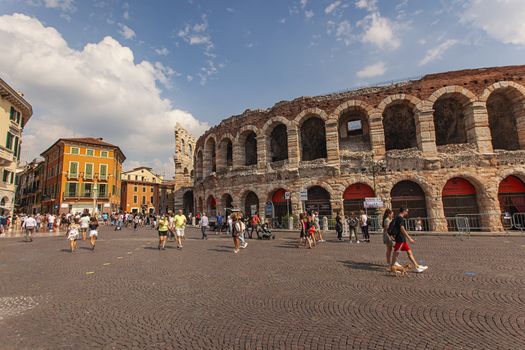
191;65;525;232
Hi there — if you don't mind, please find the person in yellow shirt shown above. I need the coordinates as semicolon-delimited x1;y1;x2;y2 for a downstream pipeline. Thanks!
157;215;169;250
173;209;187;250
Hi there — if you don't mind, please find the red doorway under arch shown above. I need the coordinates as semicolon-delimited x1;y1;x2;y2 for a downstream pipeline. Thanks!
343;183;375;216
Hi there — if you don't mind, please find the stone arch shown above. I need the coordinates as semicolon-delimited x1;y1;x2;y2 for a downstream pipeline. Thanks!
335;101;373;153
430;86;477;146
183;167;189;177
441;176;482;231
262;116;291;163
380;95;420;151
181;139;185;156
217;134;234;170
204;135;217;175
195;148;204;180
236;126;259;167
295;107;329;126
498;175;525;216
390;180;428;221
481;81;525;150
206;194;217;217
342;183;375;217
269;187;293;221
182;190;194;215
241;190;260;217
300;115;327;161
305;185;332;217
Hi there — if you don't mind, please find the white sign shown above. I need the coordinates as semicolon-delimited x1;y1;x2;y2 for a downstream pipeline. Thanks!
60;203;69;208
103;203;111;208
299;189;308;201
364;197;384;209
284;191;291;200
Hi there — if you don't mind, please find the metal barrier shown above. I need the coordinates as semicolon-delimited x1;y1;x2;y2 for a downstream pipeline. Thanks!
512;213;525;231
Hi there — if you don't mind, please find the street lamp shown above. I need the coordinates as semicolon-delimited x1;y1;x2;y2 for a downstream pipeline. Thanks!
92;181;98;215
361;158;386;194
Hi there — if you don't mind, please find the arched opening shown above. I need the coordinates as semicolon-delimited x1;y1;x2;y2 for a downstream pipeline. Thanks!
190;170;194;178
305;186;332;217
487;88;523;150
271;188;292;222
338;107;371;153
188;144;192;156
181;139;185;155
244;191;259;217
196;150;203;180
442;177;480;231
183;190;194;215
301;116;327;161
382;102;417;151
206;139;216;173
0;196;7;206
206;195;217;217
242;131;258;166
219;138;233;169
183;167;189;177
221;193;234;217
391;181;428;223
498;175;525;215
433;94;469;146
343;183;375;217
269;124;288;162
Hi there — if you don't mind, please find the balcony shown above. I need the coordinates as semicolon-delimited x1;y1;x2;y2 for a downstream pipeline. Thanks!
0;146;14;166
65;172;108;181
63;192;109;200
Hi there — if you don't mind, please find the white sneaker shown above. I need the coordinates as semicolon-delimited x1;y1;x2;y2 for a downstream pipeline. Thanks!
234;249;239;254
394;262;402;267
241;243;247;248
356;240;360;244
415;265;428;273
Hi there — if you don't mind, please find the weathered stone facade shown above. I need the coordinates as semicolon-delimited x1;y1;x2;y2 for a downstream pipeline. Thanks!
173;124;196;215
193;65;525;231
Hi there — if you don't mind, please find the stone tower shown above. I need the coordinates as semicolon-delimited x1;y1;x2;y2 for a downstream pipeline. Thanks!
173;123;196;214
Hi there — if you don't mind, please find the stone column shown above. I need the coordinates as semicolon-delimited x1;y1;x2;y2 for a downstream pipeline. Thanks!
369;112;386;157
479;185;504;232
415;104;437;157
288;126;300;169
325;121;340;166
465;101;493;154
257;134;267;171
232;141;243;170
426;194;448;232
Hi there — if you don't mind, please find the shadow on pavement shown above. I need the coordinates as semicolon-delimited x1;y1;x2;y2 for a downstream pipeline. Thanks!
339;260;386;272
207;248;231;253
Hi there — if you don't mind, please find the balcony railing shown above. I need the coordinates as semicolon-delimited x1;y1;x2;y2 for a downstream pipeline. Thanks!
63;191;108;199
65;172;109;181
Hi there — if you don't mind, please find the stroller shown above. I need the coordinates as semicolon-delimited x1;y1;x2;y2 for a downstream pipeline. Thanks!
259;223;275;240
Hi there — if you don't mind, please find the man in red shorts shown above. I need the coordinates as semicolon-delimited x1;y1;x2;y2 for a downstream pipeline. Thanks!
389;207;428;273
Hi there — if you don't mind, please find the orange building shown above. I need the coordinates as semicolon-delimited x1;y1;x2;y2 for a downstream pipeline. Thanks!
120;167;162;214
40;137;125;214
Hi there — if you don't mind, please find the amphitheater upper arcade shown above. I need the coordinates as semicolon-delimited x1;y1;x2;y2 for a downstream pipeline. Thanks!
192;66;525;232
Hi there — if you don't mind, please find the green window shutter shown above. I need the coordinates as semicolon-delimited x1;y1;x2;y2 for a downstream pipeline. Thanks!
100;164;107;179
16;112;20;124
85;163;93;179
13;137;19;157
9;107;14;120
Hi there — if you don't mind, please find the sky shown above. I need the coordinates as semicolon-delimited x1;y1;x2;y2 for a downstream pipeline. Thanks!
1;0;525;177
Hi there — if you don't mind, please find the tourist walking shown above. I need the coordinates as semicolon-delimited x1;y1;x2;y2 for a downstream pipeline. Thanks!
80;213;90;240
22;215;37;242
231;213;241;253
382;209;399;266
200;212;209;239
157;215;169;250
335;213;343;241
347;212;359;243
67;218;80;253
359;210;369;243
174;209;187;249
249;212;261;239
89;216;99;251
238;212;248;248
389;207;428;273
48;213;56;232
226;214;233;236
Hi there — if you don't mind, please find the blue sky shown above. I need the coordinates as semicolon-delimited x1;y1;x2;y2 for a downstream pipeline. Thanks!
1;0;525;175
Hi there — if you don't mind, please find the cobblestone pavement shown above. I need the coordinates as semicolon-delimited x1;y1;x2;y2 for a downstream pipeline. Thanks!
0;226;524;350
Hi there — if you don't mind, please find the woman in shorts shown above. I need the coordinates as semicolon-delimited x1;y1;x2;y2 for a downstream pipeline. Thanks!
382;209;395;266
89;216;99;251
157;215;169;250
67;218;80;253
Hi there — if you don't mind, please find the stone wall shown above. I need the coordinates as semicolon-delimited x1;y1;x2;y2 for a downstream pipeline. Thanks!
192;65;525;231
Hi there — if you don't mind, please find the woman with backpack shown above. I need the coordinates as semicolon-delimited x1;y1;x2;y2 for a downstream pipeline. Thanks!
383;208;399;267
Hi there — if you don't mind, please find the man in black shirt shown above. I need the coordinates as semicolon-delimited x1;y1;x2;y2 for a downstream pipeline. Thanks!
389;207;428;273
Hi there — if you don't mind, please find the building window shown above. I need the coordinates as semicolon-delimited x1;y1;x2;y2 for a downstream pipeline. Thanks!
133;195;138;203
142;186;146;192
98;184;107;197
5;132;13;150
133;186;138;192
86;149;94;156
99;164;108;180
16;112;21;124
112;185;116;196
101;150;108;157
13;137;19;157
66;182;78;197
150;196;153;203
9;107;15;121
69;162;78;178
82;183;92;198
151;187;154;192
70;147;79;155
142;196;146;205
2;170;10;182
84;163;94;180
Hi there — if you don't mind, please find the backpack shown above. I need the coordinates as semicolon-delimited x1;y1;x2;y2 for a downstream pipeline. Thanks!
387;217;398;236
348;217;357;227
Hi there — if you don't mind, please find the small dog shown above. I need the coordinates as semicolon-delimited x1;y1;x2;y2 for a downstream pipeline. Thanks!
387;264;412;276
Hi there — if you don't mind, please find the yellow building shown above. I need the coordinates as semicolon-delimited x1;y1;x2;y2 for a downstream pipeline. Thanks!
0;78;32;216
40;138;125;214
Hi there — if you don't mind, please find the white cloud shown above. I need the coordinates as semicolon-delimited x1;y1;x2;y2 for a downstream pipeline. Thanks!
325;1;342;14
155;47;169;56
355;0;377;11
336;20;352;46
118;23;135;39
186;75;194;82
300;0;308;9
304;10;314;19
419;39;458;66
0;13;208;175
360;13;400;49
356;61;386;78
178;15;213;50
27;0;75;12
461;0;525;46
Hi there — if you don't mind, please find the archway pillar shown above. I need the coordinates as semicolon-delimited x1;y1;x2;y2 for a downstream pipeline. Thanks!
232;141;242;170
427;194;447;232
415;105;437;157
515;100;525;149
288;126;300;169
369;112;385;157
467;101;493;153
257;135;267;171
479;185;504;232
325;121;340;165
331;199;343;217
